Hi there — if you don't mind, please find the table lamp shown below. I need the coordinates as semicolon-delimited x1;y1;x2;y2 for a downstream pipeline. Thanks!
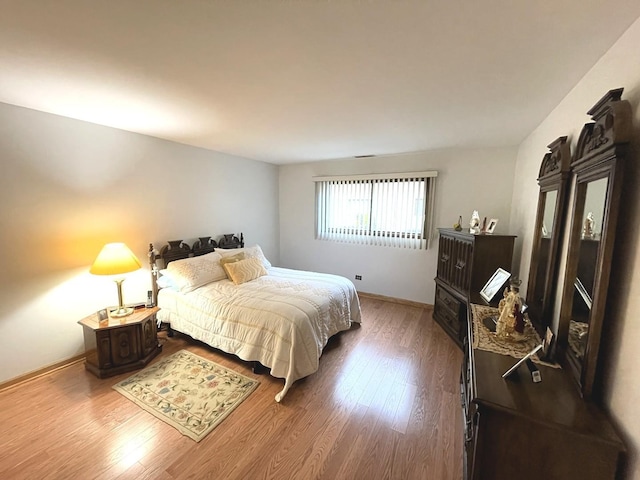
90;242;142;317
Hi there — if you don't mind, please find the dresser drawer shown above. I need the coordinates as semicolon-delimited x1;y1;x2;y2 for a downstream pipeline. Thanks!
436;286;462;316
434;285;466;343
435;302;461;336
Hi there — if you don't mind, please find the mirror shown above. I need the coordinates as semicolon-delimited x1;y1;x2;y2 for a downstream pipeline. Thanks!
526;137;570;337
531;190;557;311
568;177;607;361
558;89;632;399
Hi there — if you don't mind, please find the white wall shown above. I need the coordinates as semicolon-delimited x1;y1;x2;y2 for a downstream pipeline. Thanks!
279;148;517;304
510;17;640;479
0;102;279;384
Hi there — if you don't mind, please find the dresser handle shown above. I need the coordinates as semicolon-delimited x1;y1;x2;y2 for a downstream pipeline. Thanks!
464;424;472;444
464;412;478;444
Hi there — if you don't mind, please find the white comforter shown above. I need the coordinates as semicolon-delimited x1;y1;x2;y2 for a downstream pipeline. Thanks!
157;267;361;402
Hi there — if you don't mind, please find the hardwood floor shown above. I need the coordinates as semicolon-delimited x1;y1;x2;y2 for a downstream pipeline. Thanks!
0;297;464;480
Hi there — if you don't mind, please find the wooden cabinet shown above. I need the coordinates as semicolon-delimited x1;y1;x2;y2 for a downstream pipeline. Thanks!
434;228;515;347
78;307;162;378
462;307;624;479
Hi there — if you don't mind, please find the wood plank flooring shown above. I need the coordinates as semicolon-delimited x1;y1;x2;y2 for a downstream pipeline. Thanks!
0;297;464;480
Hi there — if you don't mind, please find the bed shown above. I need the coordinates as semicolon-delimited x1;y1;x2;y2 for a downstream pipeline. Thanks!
148;234;361;402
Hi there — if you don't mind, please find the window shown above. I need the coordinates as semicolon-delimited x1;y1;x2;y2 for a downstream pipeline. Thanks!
315;171;437;249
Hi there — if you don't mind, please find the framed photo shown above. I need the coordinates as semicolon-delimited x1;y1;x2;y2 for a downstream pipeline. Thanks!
480;268;511;303
97;308;109;323
502;344;543;379
540;326;555;362
486;218;499;234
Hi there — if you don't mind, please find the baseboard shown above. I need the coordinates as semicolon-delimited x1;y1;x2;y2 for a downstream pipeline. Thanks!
0;354;86;393
357;291;433;309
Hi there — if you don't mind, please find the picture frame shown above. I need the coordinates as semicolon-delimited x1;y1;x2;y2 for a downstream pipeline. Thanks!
486;218;499;234
97;308;109;323
540;326;556;362
480;267;511;303
502;344;543;379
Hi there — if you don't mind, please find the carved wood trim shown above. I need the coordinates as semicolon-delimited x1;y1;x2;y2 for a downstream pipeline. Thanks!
192;236;218;256
218;233;244;249
149;233;245;305
538;136;571;182
159;240;192;266
573;88;632;168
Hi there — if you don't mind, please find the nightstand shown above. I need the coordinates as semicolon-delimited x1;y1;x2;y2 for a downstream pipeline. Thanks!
78;306;162;378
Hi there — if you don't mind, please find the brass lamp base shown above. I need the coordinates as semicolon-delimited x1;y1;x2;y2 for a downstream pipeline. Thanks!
110;307;134;318
111;278;134;318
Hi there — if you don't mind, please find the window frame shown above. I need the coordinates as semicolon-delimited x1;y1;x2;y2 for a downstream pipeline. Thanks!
314;171;437;249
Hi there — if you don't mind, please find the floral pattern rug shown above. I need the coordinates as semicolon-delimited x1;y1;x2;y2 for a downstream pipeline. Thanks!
113;350;259;442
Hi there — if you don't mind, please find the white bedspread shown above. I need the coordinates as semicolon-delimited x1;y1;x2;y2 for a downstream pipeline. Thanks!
157;267;361;402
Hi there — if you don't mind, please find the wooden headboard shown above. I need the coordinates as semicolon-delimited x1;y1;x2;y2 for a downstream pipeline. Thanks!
148;233;244;303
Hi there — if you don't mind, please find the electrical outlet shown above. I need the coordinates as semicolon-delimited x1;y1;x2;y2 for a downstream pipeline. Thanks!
355;275;362;280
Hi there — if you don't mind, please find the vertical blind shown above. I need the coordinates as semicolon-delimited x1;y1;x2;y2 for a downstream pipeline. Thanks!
315;171;437;249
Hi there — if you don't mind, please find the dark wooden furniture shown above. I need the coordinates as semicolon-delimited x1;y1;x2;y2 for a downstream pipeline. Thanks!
149;233;244;305
557;89;631;398
434;228;515;348
525;136;571;336
462;307;625;479
78;306;161;378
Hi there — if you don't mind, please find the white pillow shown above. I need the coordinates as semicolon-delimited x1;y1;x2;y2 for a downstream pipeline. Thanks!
166;252;226;293
218;244;272;269
157;270;179;290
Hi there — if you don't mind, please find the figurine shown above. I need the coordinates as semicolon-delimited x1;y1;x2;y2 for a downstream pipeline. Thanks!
495;280;526;341
582;212;595;239
453;216;463;231
469;210;481;234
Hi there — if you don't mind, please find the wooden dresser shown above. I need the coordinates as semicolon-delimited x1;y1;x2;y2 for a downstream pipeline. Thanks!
462;306;624;479
434;228;515;348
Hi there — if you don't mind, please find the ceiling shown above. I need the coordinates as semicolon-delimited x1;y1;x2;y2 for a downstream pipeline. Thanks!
1;1;640;165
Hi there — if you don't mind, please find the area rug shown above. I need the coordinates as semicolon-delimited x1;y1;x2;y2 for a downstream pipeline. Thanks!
113;350;259;442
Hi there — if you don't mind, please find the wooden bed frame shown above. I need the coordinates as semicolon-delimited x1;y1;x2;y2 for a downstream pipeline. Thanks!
148;233;244;306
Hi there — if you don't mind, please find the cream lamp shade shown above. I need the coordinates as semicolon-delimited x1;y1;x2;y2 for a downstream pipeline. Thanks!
90;243;142;317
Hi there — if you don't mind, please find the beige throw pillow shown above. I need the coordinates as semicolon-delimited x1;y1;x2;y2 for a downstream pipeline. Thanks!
220;252;246;278
218;245;272;269
224;256;267;285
